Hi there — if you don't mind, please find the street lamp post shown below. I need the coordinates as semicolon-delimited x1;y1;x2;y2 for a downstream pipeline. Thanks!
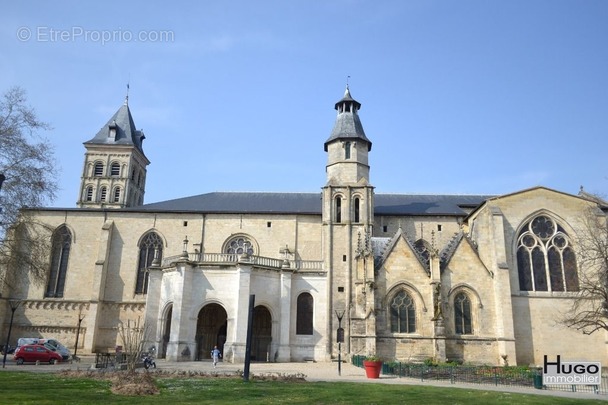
2;299;21;368
73;314;85;361
335;310;345;376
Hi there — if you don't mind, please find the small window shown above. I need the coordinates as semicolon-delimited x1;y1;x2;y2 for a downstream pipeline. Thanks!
111;162;120;176
296;293;314;335
335;197;342;223
354;198;360;222
337;286;344;292
267;222;272;228
85;186;93;202
183;221;188;227
94;162;104;176
345;141;351;159
383;225;388;233
113;187;121;203
437;224;442;232
342;255;347;262
99;186;107;202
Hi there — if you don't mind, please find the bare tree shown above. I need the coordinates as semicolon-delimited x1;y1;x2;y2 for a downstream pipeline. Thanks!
562;205;608;334
117;318;150;372
0;86;58;292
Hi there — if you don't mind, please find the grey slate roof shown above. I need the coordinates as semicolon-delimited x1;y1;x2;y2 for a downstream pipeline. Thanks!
374;194;492;215
84;102;146;156
131;192;492;216
324;87;372;151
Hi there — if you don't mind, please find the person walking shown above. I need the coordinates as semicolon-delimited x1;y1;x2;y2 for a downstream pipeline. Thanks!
211;345;221;367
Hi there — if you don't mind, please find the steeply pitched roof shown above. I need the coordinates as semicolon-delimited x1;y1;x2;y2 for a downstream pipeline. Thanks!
84;102;146;156
324;87;372;151
130;192;491;215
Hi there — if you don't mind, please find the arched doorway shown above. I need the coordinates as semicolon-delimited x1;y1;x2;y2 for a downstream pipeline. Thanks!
160;305;173;359
251;305;272;361
195;304;227;361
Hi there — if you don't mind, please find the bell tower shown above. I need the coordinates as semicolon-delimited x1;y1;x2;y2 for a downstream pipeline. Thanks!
322;86;374;358
78;97;149;208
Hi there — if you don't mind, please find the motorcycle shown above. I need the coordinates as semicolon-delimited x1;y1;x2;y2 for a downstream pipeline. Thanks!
142;346;156;369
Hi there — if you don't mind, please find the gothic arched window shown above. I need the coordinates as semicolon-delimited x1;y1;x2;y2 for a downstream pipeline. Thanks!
454;292;472;334
517;215;579;292
390;290;416;333
225;236;254;255
136;232;163;294
345;141;351;159
45;226;72;298
414;239;430;267
296;292;314;335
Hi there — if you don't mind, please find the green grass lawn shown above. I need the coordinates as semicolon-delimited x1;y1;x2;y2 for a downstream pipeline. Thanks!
0;371;603;405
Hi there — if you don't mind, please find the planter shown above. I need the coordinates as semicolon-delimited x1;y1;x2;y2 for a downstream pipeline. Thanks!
363;360;383;379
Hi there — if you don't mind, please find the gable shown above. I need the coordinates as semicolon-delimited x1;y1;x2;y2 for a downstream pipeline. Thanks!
442;234;493;278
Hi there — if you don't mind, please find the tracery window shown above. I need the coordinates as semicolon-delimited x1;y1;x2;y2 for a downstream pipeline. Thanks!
136;232;163;294
390;290;416;333
296;293;314;335
225;236;254;255
517;215;579;292
45;226;71;298
414;239;430;267
454;293;472;334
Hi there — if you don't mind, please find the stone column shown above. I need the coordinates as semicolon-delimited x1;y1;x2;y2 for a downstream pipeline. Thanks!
144;265;163;352
224;261;252;363
166;260;196;361
276;270;292;361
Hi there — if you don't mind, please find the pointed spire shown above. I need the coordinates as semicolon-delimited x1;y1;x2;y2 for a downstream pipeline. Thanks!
325;85;371;151
124;82;130;106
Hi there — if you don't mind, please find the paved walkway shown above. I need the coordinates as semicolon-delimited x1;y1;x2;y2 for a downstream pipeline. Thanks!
2;356;605;402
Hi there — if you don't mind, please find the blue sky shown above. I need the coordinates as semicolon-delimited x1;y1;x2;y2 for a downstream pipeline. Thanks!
1;1;607;208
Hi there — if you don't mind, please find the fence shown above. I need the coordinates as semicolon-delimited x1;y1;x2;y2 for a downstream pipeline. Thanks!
352;355;607;395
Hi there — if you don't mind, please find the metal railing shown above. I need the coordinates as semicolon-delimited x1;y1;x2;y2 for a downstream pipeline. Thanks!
352;356;608;395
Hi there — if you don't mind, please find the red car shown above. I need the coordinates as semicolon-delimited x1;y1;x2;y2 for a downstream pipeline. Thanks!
13;344;62;365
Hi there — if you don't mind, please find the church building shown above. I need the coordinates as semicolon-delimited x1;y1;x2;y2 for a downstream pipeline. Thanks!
1;87;605;366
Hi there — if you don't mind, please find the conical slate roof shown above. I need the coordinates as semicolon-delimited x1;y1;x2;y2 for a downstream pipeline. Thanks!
324;87;372;151
84;101;146;156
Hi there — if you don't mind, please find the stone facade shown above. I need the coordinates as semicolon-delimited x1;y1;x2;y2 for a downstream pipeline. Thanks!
1;88;606;366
